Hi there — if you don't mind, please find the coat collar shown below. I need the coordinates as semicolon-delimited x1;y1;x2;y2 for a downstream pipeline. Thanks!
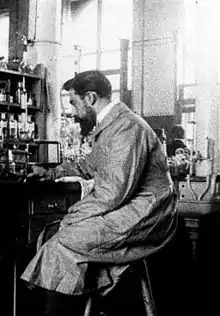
93;102;130;138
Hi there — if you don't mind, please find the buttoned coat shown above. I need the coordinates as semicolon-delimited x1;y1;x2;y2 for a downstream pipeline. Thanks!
21;103;177;296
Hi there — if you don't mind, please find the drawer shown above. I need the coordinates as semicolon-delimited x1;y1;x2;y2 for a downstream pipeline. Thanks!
30;195;67;214
28;213;64;244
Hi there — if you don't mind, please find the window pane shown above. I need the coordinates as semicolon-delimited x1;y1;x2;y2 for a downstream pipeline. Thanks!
72;2;97;53
101;0;133;50
100;51;120;70
62;1;97;55
106;74;120;90
80;53;97;72
0;12;9;60
60;54;80;84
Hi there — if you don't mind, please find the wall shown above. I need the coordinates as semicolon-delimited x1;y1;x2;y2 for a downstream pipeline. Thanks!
132;0;184;138
193;0;220;172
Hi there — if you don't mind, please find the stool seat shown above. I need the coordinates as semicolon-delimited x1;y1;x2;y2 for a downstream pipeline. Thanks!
83;259;156;316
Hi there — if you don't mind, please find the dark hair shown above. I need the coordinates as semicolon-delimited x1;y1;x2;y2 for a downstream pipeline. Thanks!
62;70;112;100
172;124;185;139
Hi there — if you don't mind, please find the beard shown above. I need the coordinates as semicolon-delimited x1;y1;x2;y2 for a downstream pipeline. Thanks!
74;106;97;137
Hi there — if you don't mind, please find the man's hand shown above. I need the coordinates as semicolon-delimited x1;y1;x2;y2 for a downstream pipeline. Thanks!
27;165;49;180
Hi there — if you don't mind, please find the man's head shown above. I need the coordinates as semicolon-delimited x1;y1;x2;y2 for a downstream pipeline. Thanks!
62;70;112;121
171;124;185;140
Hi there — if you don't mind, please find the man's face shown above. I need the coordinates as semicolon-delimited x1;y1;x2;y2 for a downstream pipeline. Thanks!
69;89;88;119
69;89;97;135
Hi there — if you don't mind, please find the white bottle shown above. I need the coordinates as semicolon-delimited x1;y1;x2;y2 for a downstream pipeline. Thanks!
0;112;8;139
8;149;16;173
20;86;27;110
9;114;18;138
0;89;5;102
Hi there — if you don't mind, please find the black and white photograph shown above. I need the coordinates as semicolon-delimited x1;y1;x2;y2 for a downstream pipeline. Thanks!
0;0;220;315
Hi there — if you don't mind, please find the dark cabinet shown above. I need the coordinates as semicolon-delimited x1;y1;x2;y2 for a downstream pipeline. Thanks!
26;181;81;245
0;180;81;316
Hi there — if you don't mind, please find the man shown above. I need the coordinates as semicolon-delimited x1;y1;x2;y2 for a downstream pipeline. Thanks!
167;124;187;157
22;70;178;315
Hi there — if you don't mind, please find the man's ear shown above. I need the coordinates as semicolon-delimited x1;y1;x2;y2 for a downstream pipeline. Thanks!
86;92;97;106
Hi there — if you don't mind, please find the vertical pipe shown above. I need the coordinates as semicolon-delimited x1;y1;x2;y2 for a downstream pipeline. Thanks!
140;0;145;116
96;0;102;69
173;31;180;124
120;38;129;103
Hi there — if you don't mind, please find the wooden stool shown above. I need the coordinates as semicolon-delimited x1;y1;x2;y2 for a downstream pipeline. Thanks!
83;259;156;316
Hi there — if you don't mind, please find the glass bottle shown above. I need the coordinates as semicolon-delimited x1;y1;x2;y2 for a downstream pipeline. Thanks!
9;114;18;139
16;82;22;104
27;115;35;139
0;112;8;139
17;114;24;139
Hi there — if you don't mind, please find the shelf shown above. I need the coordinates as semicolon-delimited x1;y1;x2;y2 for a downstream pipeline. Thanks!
28;105;40;111
0;160;27;164
3;139;39;147
0;65;45;167
0;68;42;80
0;101;40;111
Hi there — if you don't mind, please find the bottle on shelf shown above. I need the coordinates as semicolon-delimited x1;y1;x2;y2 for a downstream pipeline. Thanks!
8;149;16;173
5;79;11;103
20;83;27;110
16;82;22;104
27;92;33;106
0;88;6;102
0;112;8;139
17;114;24;139
0;115;3;142
27;115;35;139
9;114;18;139
18;113;28;140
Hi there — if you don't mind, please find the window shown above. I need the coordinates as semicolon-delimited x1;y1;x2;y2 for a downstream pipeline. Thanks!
100;0;133;51
61;0;133;79
60;0;133;160
0;12;9;60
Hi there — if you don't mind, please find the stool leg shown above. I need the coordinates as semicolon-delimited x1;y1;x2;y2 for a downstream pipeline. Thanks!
83;297;93;316
141;261;157;316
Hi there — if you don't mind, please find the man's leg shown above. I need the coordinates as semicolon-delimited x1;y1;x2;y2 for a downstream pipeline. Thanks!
45;290;88;316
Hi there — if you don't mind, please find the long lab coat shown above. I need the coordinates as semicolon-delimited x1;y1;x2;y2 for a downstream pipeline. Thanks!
21;103;177;296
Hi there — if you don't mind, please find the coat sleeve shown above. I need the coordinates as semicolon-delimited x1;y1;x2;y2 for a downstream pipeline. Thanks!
51;153;95;180
64;116;151;219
